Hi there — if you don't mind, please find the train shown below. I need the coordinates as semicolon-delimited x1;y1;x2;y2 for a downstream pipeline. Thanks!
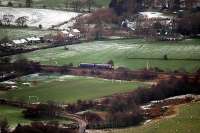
79;63;113;69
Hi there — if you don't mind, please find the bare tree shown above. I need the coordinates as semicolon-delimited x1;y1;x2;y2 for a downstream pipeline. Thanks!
3;14;15;26
26;0;33;7
86;0;95;12
0;118;9;133
15;16;29;27
71;0;81;12
185;0;197;10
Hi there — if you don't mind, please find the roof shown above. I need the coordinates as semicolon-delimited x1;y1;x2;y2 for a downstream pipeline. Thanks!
72;29;80;33
61;30;69;34
13;39;27;44
69;33;75;37
26;37;40;41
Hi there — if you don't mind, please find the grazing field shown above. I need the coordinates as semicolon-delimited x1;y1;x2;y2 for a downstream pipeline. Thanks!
0;105;31;126
0;105;72;127
0;27;55;40
0;7;79;29
107;102;200;133
0;74;143;103
12;39;200;72
1;0;111;8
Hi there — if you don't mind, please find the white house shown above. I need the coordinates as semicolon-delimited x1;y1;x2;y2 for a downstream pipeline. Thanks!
26;37;41;44
12;39;28;45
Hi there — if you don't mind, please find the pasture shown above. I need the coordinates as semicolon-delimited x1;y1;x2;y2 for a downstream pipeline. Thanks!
0;74;143;103
0;105;31;126
0;27;55;40
0;0;111;9
0;7;79;29
12;39;200;72
0;105;72;127
109;102;200;133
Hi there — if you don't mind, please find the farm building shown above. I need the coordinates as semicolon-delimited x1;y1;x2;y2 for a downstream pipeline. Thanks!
12;39;28;45
57;29;81;41
26;37;41;44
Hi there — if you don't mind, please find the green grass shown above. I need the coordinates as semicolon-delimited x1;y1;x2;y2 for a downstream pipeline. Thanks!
12;39;200;72
110;102;200;133
2;0;111;9
0;27;55;40
0;105;72;127
0;74;143;103
0;105;31;126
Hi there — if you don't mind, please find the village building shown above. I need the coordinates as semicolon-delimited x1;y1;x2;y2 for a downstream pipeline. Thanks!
12;39;28;45
26;37;41;44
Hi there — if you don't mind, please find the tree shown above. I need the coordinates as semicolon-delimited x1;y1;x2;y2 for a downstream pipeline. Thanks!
185;0;197;10
0;118;9;133
153;22;163;30
107;60;114;66
86;0;95;12
15;16;29;27
71;0;81;12
173;0;181;10
39;24;43;29
163;54;168;60
7;1;13;7
65;0;70;9
109;0;145;15
3;14;15;26
26;0;33;7
87;8;118;39
0;36;10;44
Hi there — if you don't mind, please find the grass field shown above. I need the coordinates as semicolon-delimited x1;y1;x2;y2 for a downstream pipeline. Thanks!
0;105;31;126
1;0;111;8
0;105;72;127
109;102;200;133
0;74;143;103
11;39;200;72
0;27;55;40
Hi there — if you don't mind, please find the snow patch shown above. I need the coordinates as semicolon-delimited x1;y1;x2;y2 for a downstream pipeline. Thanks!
0;7;80;29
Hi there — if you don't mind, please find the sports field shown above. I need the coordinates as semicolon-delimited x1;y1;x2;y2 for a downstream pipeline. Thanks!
108;102;200;133
0;74;143;103
12;39;200;72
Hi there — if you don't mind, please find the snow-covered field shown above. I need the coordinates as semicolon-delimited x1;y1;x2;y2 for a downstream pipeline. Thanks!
0;7;80;29
139;12;172;19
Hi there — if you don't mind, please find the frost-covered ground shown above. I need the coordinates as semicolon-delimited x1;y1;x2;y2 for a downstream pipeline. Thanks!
0;7;80;29
139;11;172;19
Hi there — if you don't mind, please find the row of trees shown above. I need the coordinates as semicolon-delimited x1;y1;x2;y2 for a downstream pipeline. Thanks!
109;0;200;16
0;0;33;8
176;12;200;35
67;0;96;12
0;119;77;133
0;15;29;27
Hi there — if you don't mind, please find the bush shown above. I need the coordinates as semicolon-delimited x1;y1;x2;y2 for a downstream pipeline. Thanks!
39;24;43;29
7;1;13;7
163;54;168;60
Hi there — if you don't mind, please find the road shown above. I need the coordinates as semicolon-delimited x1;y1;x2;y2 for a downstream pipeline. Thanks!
57;112;87;133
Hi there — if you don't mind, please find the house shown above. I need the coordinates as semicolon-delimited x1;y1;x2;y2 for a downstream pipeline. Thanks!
71;29;81;38
26;37;41;44
12;39;28;45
